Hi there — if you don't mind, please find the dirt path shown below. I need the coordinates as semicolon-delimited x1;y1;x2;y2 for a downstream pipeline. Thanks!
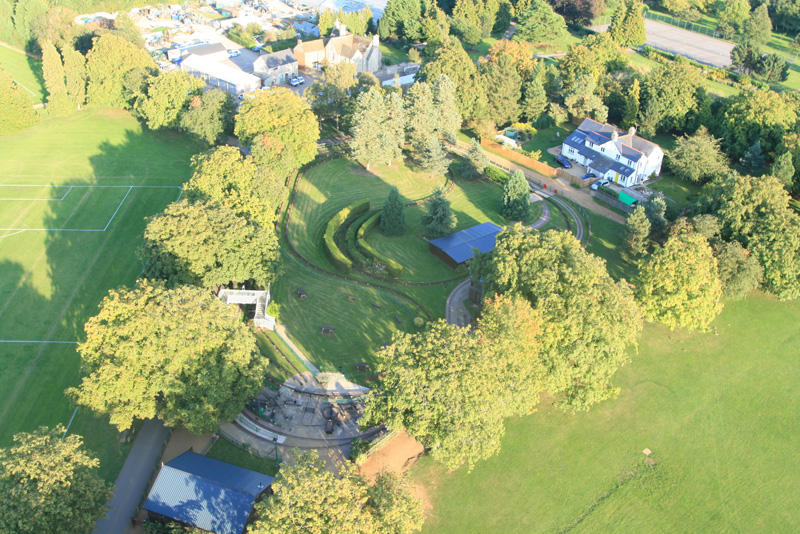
359;430;425;483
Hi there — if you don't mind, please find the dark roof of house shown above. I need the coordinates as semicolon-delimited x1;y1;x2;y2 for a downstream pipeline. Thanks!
588;154;634;177
429;222;503;265
254;48;297;70
187;42;227;56
577;117;660;158
143;452;274;534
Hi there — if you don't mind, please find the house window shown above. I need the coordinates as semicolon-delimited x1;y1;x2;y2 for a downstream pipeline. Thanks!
615;154;620;160
601;147;605;153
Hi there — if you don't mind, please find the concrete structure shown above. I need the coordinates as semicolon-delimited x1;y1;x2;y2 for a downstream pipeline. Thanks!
143;451;274;534
218;288;276;329
428;222;503;269
181;54;261;95
560;118;663;188
253;48;299;86
183;42;229;62
293;20;381;73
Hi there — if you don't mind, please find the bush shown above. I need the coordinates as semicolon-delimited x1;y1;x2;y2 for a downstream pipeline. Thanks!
345;211;374;267
349;437;369;465
485;166;510;185
356;212;403;278
323;200;370;273
598;184;617;197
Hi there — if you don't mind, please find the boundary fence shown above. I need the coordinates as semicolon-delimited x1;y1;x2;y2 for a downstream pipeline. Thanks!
590;12;722;39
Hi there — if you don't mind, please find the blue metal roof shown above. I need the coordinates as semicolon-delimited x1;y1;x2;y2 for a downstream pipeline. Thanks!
430;222;503;265
144;452;274;534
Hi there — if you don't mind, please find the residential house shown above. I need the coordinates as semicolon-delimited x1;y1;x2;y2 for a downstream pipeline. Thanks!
293;20;381;73
143;451;274;534
561;118;664;188
253;48;298;86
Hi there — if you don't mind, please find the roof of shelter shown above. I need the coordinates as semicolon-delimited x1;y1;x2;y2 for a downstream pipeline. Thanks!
429;222;503;265
187;42;227;56
143;452;274;534
254;48;297;70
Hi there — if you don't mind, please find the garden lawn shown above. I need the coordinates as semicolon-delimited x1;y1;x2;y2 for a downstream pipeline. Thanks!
412;292;800;533
207;438;279;477
380;42;410;65
648;173;704;206
0;45;45;104
521;125;573;166
0;109;200;481
625;50;739;98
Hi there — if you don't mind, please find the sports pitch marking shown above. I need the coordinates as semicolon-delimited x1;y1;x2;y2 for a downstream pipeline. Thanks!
0;185;182;236
0;340;78;344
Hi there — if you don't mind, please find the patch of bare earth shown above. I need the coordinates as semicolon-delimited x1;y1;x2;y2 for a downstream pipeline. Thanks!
359;430;424;483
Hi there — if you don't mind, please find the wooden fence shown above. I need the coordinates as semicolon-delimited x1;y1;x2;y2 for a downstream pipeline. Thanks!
480;138;558;178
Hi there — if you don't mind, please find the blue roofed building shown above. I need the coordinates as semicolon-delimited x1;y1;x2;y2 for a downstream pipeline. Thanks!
144;451;274;534
428;222;503;269
560;118;664;188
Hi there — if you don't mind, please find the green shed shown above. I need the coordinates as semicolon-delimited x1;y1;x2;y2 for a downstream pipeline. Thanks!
619;191;638;206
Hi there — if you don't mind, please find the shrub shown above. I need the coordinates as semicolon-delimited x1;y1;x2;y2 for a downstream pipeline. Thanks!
485;166;510;185
345;211;374;267
323;200;370;273
356;212;403;278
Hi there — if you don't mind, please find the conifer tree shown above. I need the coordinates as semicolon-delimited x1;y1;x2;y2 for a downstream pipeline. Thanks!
741;141;765;172
351;88;400;170
42;41;73;116
521;78;548;123
62;45;86;109
771;151;795;189
419;136;450;177
405;81;436;151
501;170;531;221
460;138;489;180
622;205;651;260
643;195;668;239
422;187;457;238
481;53;522;126
380;186;407;236
621;78;640;129
432;74;462;143
609;0;645;47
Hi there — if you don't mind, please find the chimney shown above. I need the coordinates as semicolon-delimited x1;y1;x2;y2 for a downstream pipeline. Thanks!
628;126;636;136
340;23;346;36
611;131;618;141
373;33;379;46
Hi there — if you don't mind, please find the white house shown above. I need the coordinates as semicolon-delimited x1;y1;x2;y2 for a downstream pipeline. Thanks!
561;118;664;188
253;48;298;86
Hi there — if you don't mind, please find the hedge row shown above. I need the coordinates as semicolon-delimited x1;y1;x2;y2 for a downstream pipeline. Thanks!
323;200;370;273
345;211;374;267
485;166;510;185
356;212;403;278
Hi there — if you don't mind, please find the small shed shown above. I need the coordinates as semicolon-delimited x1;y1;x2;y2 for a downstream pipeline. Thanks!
618;191;638;207
428;222;503;269
143;451;274;534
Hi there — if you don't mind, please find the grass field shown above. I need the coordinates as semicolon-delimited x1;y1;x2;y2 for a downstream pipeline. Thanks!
412;291;800;532
0;109;200;480
0;45;46;104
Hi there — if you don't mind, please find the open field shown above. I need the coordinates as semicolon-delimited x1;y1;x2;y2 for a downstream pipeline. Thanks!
0;109;199;480
412;290;800;533
0;45;45;104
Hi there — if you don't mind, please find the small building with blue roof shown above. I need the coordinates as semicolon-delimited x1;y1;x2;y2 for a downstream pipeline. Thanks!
144;451;275;534
428;222;503;269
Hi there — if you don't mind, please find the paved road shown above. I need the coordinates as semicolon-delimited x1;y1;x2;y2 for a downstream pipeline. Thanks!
446;279;472;326
94;419;169;534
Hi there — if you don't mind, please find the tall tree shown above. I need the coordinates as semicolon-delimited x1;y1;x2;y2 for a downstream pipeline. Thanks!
771;150;795;189
460;138;489;179
715;241;763;300
179;89;235;146
421;187;457;238
139;200;280;289
62;45;86;109
719;0;750;31
667;127;729;184
640;59;705;134
550;0;599;25
622;205;651;260
41;41;72;116
431;74;462;143
405;81;436;150
500;170;531;220
475;226;642;410
306;61;357;130
513;0;569;44
0;68;39;134
643;195;668;239
0;426;112;534
485;40;539;81
421;37;485;121
564;76;608;122
636;231;723;331
418;136;450;177
521;78;548;122
235;87;319;169
743;3;773;46
740;140;765;172
609;0;646;47
137;70;204;130
86;34;154;108
351;87;404;170
480;53;522;126
68;281;267;433
185;146;285;228
12;0;49;48
621;78;640;129
381;186;407;236
378;0;424;39
250;450;424;534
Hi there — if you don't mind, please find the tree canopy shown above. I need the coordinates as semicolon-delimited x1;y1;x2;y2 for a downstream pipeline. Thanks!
421;187;457;238
667;127;729;184
139;199;280;289
0;426;111;534
179;89;236;146
235;87;319;170
351;87;405;170
636;230;723;331
513;0;569;44
0;68;39;134
250;450;424;534
609;0;646;46
714;89;797;158
501;170;531;221
136;70;205;130
380;186;407;236
86;33;154;108
69;281;267;433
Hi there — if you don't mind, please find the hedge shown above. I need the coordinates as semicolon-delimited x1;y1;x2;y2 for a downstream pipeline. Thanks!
356;212;403;278
345;211;374;267
485;166;510;185
323;200;370;273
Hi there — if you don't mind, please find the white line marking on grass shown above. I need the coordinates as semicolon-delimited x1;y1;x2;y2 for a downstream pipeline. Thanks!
62;407;79;440
0;185;73;201
0;340;78;343
103;186;133;231
13;79;37;97
0;230;27;238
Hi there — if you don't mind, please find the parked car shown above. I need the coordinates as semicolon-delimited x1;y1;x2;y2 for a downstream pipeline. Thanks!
289;75;305;86
555;155;572;168
581;173;596;180
227;49;241;58
591;178;610;190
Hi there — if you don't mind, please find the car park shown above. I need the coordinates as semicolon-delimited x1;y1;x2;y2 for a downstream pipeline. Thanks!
591;178;610;190
289;75;305;86
555;155;572;168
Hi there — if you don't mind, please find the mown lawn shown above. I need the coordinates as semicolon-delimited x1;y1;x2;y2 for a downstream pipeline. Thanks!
649;173;704;206
0;109;200;481
521;125;573;166
380;42;410;65
0;45;45;104
412;290;800;533
206;438;279;477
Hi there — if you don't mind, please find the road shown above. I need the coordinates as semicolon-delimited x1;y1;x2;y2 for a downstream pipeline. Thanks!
94;419;169;534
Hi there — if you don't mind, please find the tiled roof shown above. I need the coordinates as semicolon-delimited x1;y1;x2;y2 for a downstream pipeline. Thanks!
588;154;634;177
254;48;297;70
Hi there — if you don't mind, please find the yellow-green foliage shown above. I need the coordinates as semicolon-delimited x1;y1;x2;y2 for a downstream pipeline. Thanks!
356;212;404;278
323;200;370;272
